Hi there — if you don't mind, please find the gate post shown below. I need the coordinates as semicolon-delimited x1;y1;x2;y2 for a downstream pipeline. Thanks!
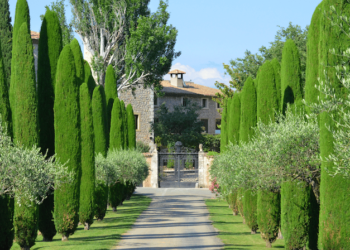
151;147;159;188
198;144;205;188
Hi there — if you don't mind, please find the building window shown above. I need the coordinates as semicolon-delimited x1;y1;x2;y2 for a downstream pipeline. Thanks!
215;119;221;134
217;102;221;109
134;114;139;130
182;97;188;107
202;98;208;108
154;96;158;106
201;119;208;133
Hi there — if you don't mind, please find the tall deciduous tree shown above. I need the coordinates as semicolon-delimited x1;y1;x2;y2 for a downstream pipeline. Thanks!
70;0;180;91
9;0;30;140
256;60;280;248
0;0;12;87
79;82;95;230
0;41;13;250
126;104;136;149
54;44;81;241
37;9;62;242
13;22;40;250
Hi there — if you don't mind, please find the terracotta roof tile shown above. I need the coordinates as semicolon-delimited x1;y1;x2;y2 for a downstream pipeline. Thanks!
160;80;221;97
31;31;40;40
168;69;186;74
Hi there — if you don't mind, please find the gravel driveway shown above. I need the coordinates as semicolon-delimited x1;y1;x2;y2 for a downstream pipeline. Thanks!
115;188;224;250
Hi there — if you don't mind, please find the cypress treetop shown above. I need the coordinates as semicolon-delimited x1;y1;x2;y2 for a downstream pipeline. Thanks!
92;85;108;157
271;58;281;110
120;100;128;149
84;60;96;97
9;0;30;137
109;97;124;150
227;93;241;145
105;64;118;133
126;104;136;149
0;0;12;87
281;39;302;113
257;60;278;125
239;77;257;144
70;38;84;85
54;44;81;240
79;82;95;229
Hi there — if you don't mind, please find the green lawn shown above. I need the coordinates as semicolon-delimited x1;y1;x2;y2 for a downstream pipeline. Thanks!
205;198;284;250
11;194;151;250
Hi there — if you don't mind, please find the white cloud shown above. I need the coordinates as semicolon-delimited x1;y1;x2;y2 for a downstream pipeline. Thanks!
163;63;230;89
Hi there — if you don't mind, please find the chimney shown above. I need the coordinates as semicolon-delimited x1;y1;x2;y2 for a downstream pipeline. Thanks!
168;69;186;88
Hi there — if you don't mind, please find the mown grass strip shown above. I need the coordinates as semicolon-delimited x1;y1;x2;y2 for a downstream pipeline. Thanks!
11;194;151;250
205;198;285;250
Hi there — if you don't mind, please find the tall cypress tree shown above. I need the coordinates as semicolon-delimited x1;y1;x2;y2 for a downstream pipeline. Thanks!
240;77;258;234
317;1;350;249
271;58;281;110
227;93;240;145
37;10;62;241
0;0;12;87
9;0;30;141
92;85;108;157
0;42;13;250
280;38;319;249
84;60;96;97
79;82;95;230
220;99;228;152
120;100;128;149
13;22;40;250
71;38;84;86
105;64;118;134
92;85;108;220
110;97;124;150
256;60;280;248
126;104;136;149
54;44;81;241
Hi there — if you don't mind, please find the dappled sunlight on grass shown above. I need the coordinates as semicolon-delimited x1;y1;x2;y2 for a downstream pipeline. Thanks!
205;199;284;250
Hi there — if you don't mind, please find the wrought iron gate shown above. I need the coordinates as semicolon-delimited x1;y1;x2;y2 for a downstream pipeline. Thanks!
158;149;199;188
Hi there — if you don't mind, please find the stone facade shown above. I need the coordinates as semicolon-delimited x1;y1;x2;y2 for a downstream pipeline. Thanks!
119;86;154;147
155;94;221;135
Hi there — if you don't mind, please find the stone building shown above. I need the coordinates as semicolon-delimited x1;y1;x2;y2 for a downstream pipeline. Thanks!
119;69;222;147
31;31;40;80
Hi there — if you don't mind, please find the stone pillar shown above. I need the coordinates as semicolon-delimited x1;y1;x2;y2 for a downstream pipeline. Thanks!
150;148;159;188
198;144;205;188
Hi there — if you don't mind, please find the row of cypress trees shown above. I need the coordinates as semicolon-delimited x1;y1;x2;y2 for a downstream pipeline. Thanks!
0;0;137;248
220;1;350;249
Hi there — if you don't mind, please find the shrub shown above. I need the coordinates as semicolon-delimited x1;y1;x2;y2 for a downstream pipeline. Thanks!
136;140;150;153
202;134;220;152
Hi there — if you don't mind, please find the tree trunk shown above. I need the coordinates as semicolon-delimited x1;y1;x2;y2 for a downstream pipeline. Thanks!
21;247;30;250
233;211;238;216
242;217;246;224
61;235;68;241
84;223;90;230
278;228;283;239
112;207;117;212
251;229;257;234
42;236;53;242
265;241;272;248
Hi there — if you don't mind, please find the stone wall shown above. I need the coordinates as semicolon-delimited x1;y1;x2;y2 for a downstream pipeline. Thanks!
142;153;153;187
119;86;154;147
155;95;222;134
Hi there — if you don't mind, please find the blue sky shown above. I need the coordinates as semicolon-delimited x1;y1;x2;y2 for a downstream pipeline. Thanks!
9;0;322;88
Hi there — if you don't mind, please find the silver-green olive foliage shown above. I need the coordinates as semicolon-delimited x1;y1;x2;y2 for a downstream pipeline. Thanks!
0;116;71;206
211;109;320;200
